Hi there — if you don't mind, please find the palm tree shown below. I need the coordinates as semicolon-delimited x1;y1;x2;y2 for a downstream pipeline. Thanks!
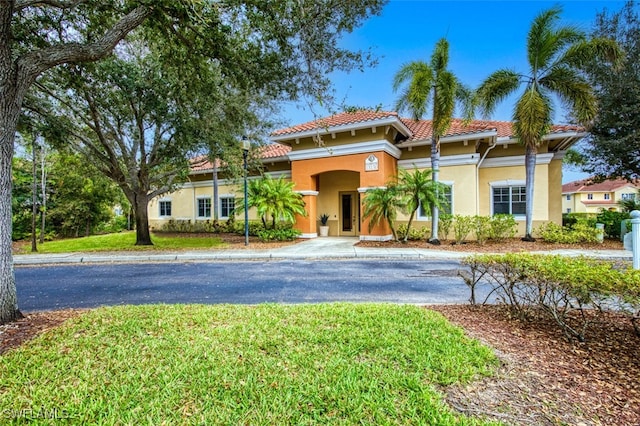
475;6;621;241
236;175;306;229
362;186;402;241
392;38;473;245
396;168;446;243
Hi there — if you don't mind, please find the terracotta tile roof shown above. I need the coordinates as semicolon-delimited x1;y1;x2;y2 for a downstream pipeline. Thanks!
189;143;291;172
271;111;400;136
562;178;640;194
272;110;584;141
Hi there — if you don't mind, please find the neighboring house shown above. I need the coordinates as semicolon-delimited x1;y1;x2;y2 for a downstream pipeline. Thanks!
562;178;639;214
149;110;585;240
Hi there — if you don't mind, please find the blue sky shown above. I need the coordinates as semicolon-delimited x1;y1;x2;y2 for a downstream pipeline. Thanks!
278;1;626;182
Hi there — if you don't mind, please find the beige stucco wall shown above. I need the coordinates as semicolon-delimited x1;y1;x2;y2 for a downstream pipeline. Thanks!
289;126;393;151
316;170;360;236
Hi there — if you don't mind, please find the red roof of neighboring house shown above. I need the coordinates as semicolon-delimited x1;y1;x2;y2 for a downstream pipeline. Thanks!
562;178;640;194
271;110;583;141
189;143;291;173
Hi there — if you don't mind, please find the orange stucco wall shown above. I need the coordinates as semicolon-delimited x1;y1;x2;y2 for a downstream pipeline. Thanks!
291;151;398;238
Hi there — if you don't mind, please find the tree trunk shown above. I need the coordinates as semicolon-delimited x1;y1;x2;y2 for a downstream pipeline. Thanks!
0;88;24;323
428;135;441;245
404;210;415;243
133;192;153;245
523;143;537;241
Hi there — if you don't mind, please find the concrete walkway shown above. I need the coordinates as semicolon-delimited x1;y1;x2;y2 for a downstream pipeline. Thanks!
13;237;632;265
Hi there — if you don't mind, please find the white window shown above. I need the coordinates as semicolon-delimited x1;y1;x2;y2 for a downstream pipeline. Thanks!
566;195;571;201
418;184;452;219
621;193;637;200
197;197;211;218
220;196;235;219
604;193;611;200
587;193;593;200
566;208;571;213
492;186;526;216
159;200;172;217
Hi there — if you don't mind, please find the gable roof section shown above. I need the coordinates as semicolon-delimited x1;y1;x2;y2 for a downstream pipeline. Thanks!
562;178;640;194
272;110;584;144
189;143;292;173
271;110;412;141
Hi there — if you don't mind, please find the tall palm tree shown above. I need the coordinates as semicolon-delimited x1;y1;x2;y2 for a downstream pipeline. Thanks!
396;168;446;243
362;186;402;241
475;6;621;241
393;38;473;245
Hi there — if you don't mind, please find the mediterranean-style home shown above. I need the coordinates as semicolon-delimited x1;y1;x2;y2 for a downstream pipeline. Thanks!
562;178;639;214
148;110;585;240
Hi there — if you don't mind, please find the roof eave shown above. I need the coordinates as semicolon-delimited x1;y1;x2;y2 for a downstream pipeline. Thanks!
270;116;412;143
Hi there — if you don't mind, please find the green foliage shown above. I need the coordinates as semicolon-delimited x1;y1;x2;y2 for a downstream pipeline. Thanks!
0;304;498;424
395;168;445;242
396;224;428;241
452;215;474;244
562;213;597;228
362;186;401;241
461;254;640;341
580;2;640;181
537;221;600;244
596;209;629;239
233;221;267;237
319;213;330;226
489;214;517;241
11;156;33;241
236;176;306;230
438;213;453;240
256;226;301;242
473;215;492;245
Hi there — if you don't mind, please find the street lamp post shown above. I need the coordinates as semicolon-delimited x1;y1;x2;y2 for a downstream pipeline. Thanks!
242;137;250;246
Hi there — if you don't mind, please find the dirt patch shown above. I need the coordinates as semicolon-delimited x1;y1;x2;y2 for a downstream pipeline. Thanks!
430;305;640;426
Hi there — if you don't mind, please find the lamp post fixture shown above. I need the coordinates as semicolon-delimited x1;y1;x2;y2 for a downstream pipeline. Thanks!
242;137;250;246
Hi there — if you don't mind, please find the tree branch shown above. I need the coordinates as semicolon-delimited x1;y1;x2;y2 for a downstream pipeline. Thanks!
14;0;85;12
17;5;153;82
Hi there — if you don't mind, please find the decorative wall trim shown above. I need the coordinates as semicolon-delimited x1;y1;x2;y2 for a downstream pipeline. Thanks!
295;190;320;196
489;180;526;187
299;233;318;239
398;153;480;169
286;140;402;161
359;234;393;242
480;153;554;168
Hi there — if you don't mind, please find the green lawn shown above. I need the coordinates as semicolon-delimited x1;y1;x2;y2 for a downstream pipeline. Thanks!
29;231;226;253
0;304;500;425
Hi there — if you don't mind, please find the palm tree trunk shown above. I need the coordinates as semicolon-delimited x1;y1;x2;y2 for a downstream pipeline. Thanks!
404;210;415;243
429;136;441;245
523;144;537;241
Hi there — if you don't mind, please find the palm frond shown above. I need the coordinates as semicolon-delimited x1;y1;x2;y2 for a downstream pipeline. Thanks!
561;38;624;70
433;71;456;136
454;81;475;123
430;38;450;73
475;69;520;118
513;88;553;147
392;61;433;120
527;6;562;70
540;66;597;124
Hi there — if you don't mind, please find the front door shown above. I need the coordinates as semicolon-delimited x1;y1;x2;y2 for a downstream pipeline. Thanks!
340;192;359;236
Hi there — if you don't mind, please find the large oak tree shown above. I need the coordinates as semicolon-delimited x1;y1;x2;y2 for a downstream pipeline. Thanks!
1;0;386;323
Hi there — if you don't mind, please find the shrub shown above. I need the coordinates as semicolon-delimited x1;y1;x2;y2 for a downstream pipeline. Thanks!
537;221;600;244
233;221;264;237
489;214;517;241
256;226;301;242
460;254;640;341
473;216;492;245
438;213;453;241
396;224;428;241
596;209;629;239
452;215;473;244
